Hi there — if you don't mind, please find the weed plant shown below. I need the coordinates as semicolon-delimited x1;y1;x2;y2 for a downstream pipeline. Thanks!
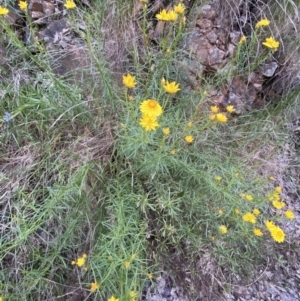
0;0;299;300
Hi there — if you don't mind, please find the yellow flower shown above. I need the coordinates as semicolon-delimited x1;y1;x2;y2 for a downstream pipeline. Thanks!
0;6;9;15
123;73;137;89
171;150;176;155
18;1;27;11
245;194;253;201
174;3;185;14
209;114;216;121
218;209;223;215
239;35;246;44
253;228;263;237
163;128;170;135
90;282;99;292
140;0;148;2
64;0;76;9
242;212;256;224
124;261;130;268
235;209;240;215
166;9;178;21
265;220;276;231
187;121;193;127
262;37;280;51
210;105;219;113
267;192;280;201
253;208;260;215
140;99;163;118
71;253;87;267
255;18;270;28
269;176;275;180
226;105;235;113
130;291;137;299
272;201;285;210
219;225;227;234
148;273;153;279
215;176;222;181
163;80;180;94
140;115;159;131
216;113;227;123
270;226;285;243
108;296;119;301
156;9;170;21
0;297;3;301
275;186;282;193
284;210;295;219
185;135;194;143
128;95;134;101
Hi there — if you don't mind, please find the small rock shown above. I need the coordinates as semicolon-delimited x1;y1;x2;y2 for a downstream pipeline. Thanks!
200;4;216;21
261;62;279;77
196;18;213;31
230;31;242;44
227;43;236;57
206;30;218;44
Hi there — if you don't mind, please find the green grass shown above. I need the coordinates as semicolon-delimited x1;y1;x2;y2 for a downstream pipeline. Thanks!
1;0;300;300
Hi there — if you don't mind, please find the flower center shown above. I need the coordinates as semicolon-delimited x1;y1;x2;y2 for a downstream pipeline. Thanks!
148;100;156;108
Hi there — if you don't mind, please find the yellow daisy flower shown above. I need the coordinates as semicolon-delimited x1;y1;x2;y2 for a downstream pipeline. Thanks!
166;10;178;21
272;201;285;210
162;128;170;135
255;18;270;28
64;0;76;9
163;80;180;94
219;225;227;234
275;186;282;193
216;113;228;123
0;5;9;15
123;73;137;89
226;105;235;113
270;226;285;243
209;114;216;121
90;282;99;292
235;209;240;214
253;208;260;215
242;212;256;224
170;150;176;155
284;210;295;219
174;3;185;14
140;114;159;131
140;99;163;118
239;35;246;44
71;253;87;267
18;1;28;11
210;105;219;113
185;135;194;143
108;296;119;301
124;261;130;268
156;9;169;21
262;37;280;51
253;228;263;237
245;194;253;201
265;220;276;231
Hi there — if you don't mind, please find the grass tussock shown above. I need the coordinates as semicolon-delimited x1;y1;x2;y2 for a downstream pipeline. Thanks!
0;0;300;300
